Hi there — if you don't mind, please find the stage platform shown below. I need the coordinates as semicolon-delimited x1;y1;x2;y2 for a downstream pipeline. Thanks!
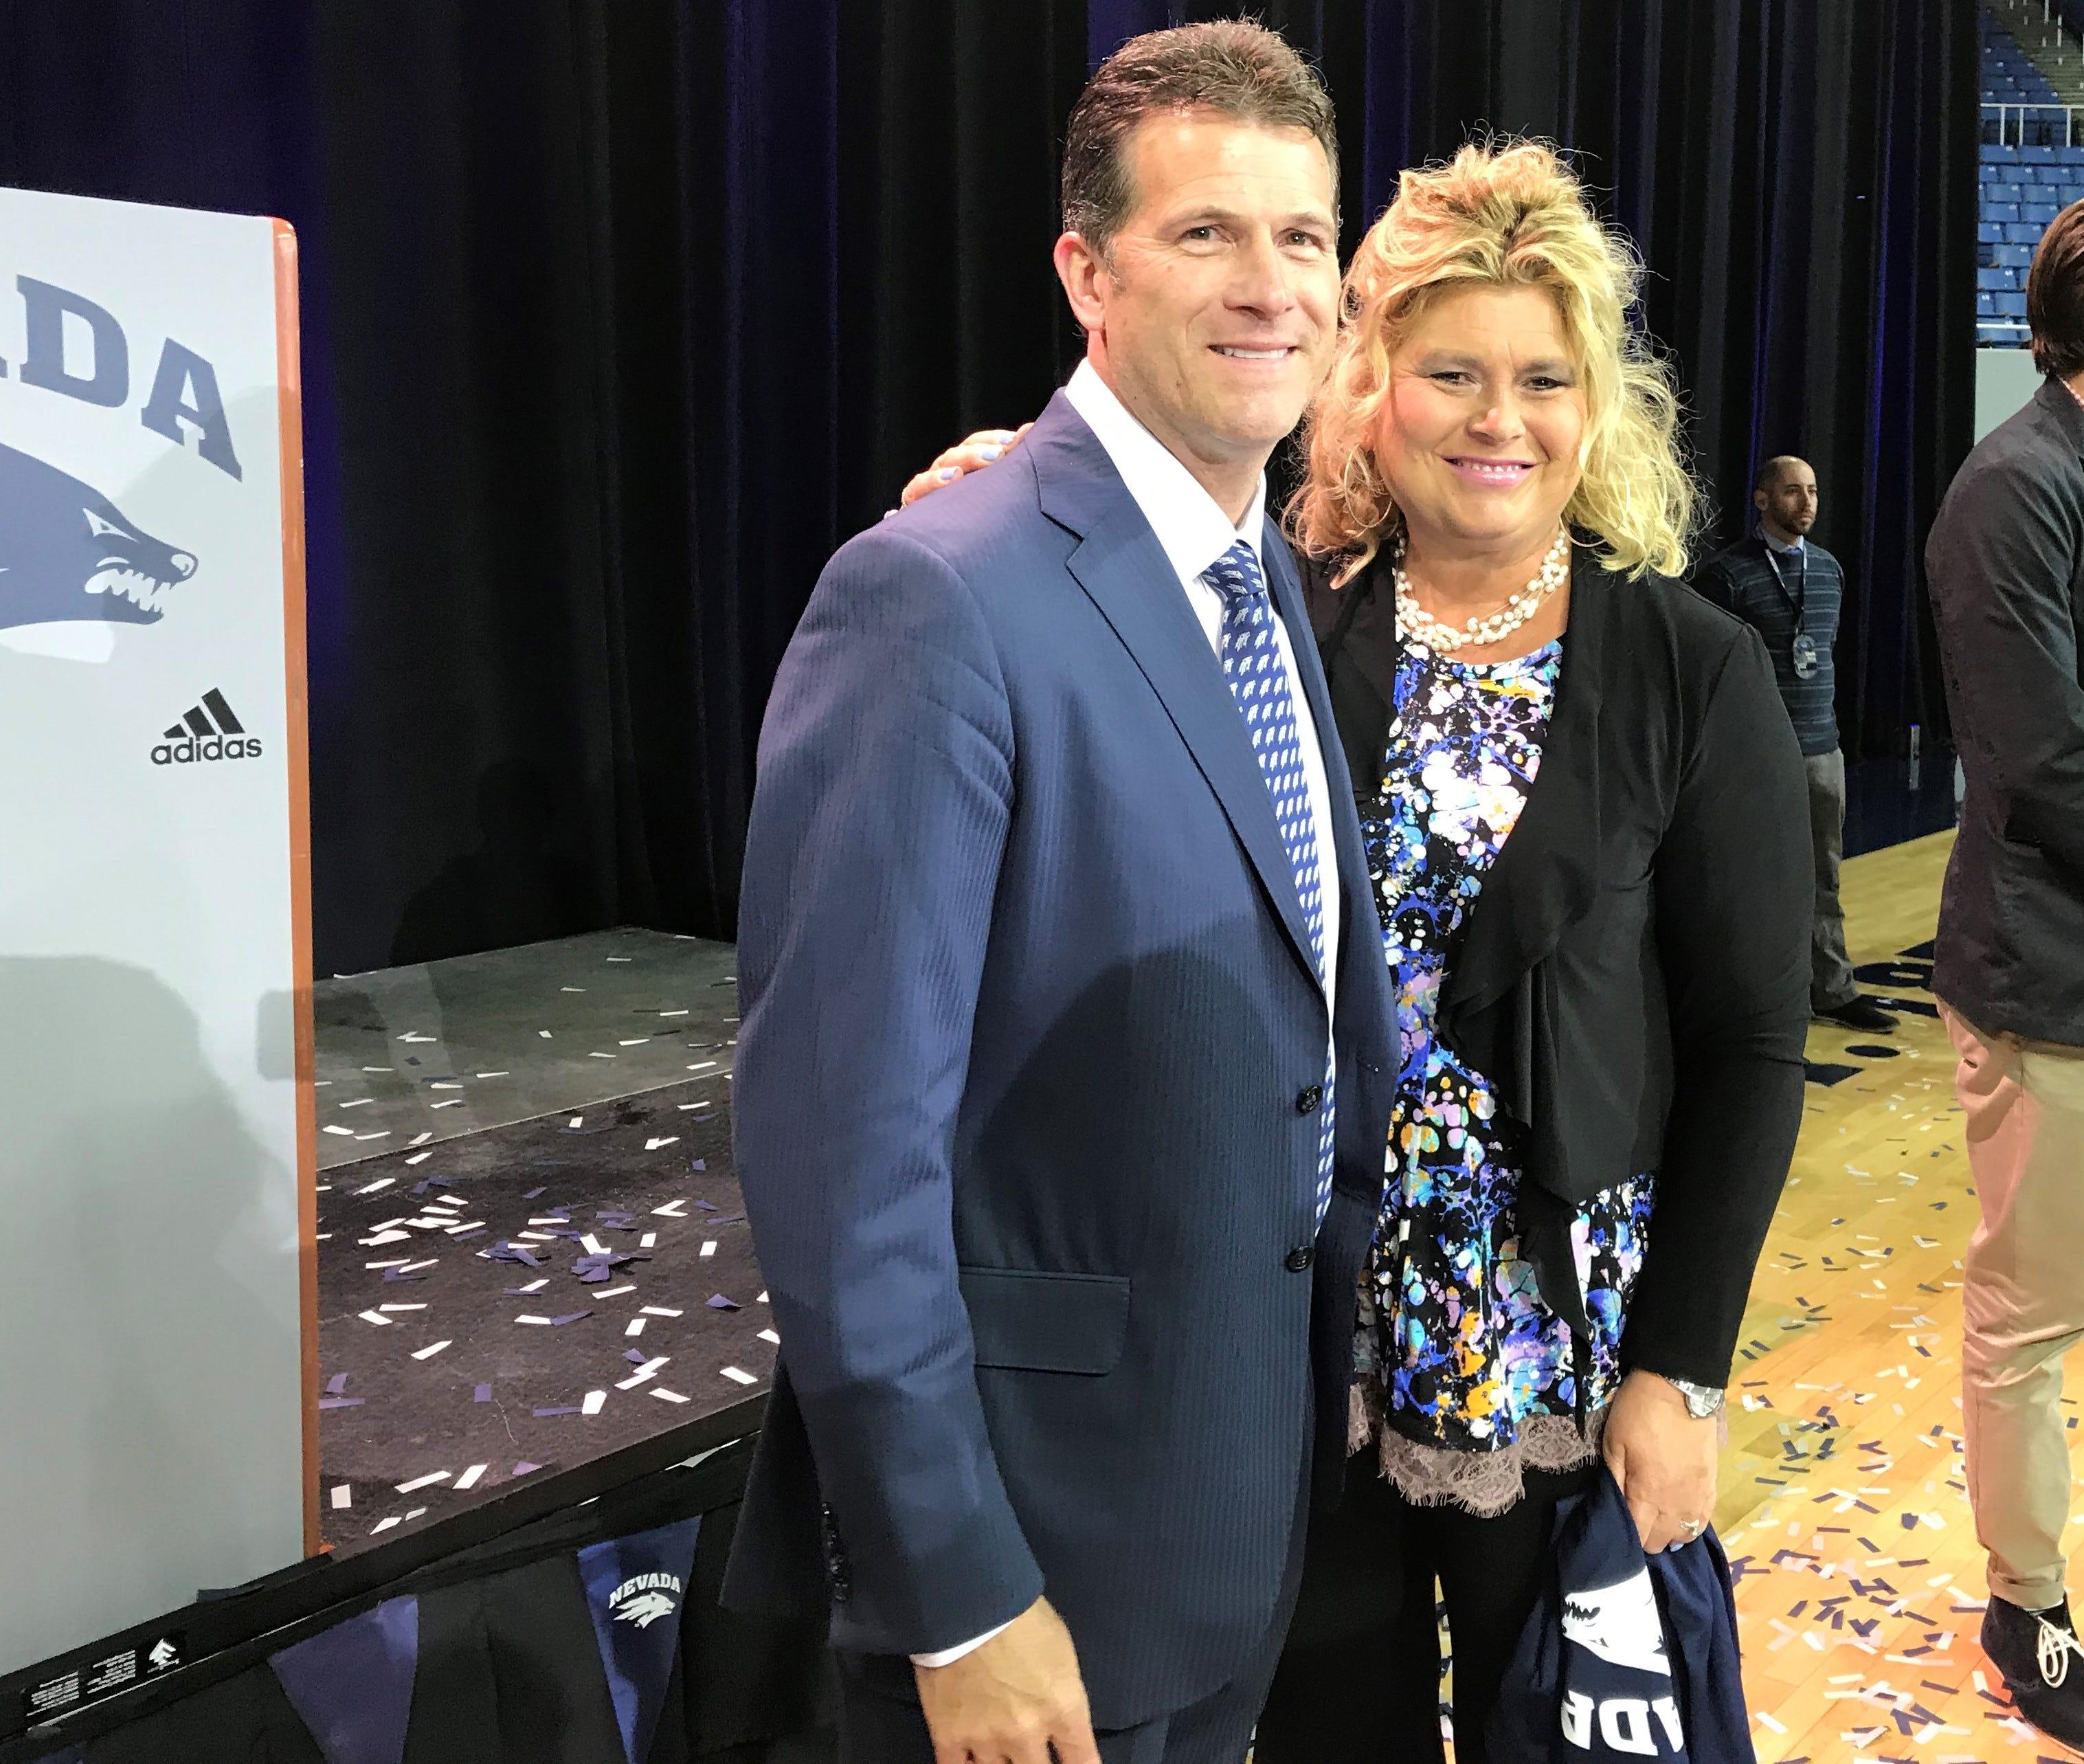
313;930;766;1554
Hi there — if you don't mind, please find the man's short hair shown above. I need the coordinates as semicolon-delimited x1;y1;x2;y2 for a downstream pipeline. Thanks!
1754;455;1809;493
2029;200;2084;380
1061;21;1338;261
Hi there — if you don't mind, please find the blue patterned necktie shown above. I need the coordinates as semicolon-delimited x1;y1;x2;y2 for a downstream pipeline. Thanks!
1202;540;1337;1226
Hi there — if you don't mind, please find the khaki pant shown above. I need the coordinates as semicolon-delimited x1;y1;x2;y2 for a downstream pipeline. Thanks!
1942;1003;2084;1610
1805;750;1856;1012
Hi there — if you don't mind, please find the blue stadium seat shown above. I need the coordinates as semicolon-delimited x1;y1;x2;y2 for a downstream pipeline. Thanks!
2028;202;2063;224
1996;243;2035;266
2001;289;2032;316
1977;266;2012;289
1991;201;2023;222
2006;221;2043;243
1980;291;1998;315
2024;144;2057;161
1980;221;2003;243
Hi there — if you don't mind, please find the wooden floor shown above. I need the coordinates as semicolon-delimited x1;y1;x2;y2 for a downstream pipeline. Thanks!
1722;829;2084;1762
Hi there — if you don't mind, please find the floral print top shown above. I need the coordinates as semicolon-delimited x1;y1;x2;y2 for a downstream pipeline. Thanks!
1353;635;1655;1508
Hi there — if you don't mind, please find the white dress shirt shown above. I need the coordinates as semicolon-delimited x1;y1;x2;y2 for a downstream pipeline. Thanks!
913;362;1343;1670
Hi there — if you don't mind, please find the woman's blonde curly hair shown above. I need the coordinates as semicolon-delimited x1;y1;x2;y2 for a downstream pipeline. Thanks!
1289;139;1697;582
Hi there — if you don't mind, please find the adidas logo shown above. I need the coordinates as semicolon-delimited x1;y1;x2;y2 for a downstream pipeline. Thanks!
150;689;262;766
608;1571;683;1629
145;1637;181;1673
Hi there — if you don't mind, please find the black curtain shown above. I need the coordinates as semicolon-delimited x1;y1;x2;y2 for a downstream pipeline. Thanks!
0;1;1977;974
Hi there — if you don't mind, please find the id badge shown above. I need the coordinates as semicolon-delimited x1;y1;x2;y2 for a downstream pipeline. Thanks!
1791;629;1821;679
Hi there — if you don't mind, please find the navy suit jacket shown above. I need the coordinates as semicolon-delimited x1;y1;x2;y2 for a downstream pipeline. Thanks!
719;393;1397;1728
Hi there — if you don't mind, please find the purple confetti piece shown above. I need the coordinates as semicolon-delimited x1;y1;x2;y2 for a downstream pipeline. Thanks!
706;1295;741;1312
691;1159;706;1172
533;1405;581;1418
695;1201;718;1214
318;1397;365;1411
474;1384;493;1403
326;1373;349;1396
487;1242;543;1267
624;1348;649;1365
513;1462;541;1476
547;1311;592;1326
449;1227;485;1241
382;1269;425;1283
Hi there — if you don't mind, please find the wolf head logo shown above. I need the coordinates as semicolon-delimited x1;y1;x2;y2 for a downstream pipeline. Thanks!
1560;1569;1671;1677
611;1589;679;1630
0;442;197;630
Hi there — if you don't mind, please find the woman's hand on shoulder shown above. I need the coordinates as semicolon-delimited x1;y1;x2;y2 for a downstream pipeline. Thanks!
1602;1368;1718;1553
891;425;1035;513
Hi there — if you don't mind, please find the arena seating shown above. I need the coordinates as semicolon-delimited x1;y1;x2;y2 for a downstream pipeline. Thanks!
1981;10;2076;342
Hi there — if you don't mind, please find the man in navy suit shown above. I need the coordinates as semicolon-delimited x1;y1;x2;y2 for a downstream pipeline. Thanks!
722;24;1397;1763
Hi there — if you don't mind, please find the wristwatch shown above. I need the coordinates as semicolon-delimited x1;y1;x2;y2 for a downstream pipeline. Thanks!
1667;1377;1726;1420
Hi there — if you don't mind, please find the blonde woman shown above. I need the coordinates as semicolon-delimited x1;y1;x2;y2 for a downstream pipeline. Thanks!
905;140;1809;1762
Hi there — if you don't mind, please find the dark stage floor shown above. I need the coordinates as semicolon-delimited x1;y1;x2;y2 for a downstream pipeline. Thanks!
313;931;769;1554
1843;746;1959;860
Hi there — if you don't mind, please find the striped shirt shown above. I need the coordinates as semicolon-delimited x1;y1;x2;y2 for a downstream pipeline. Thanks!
1692;535;1843;755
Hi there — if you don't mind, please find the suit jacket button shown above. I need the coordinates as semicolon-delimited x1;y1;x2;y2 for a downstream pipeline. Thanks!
1295;1084;1324;1115
1286;1247;1314;1273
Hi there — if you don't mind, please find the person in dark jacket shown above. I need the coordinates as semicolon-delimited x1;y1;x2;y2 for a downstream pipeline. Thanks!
1923;197;2084;1754
908;140;1811;1764
1694;460;1895;1034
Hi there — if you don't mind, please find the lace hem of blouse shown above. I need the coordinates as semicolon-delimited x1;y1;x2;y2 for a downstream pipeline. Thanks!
1348;1379;1607;1518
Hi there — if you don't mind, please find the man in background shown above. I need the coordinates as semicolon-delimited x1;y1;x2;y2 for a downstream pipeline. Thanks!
1923;201;2084;1754
1695;459;1895;1033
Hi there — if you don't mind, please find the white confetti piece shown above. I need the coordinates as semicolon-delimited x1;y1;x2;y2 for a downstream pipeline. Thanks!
582;1390;607;1416
322;1125;356;1137
701;1241;717;1258
516;1315;553;1326
650;1387;689;1404
411;1340;452;1361
358;1310;393;1326
640;1306;682;1318
357;1179;396;1196
640;1232;658;1249
454;1464;489;1491
371;1516;401;1534
593;1284;637;1299
409;1132;433;1146
330;1485;352;1510
720;1366;758;1386
396;1470;450;1494
509;1278;548;1294
645;1137;680;1151
759;1329;781;1346
379;1302;427;1313
626;1319;647;1337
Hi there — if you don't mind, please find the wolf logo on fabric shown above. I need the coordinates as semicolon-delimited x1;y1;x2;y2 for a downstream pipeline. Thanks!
609;1574;682;1630
0;442;197;630
1560;1569;1672;1676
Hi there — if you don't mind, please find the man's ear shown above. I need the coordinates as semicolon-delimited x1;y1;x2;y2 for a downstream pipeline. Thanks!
1752;486;1769;516
1054;231;1109;336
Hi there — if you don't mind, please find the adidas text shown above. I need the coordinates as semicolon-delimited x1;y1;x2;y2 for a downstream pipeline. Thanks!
153;734;262;766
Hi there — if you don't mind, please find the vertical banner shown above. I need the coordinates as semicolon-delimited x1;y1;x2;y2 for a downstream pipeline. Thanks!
0;187;313;1677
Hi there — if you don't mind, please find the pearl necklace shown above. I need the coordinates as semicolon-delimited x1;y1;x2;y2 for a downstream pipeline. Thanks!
1392;527;1571;654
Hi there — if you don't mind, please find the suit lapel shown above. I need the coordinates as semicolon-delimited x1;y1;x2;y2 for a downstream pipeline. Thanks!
1437;548;1608;1027
1031;397;1319;987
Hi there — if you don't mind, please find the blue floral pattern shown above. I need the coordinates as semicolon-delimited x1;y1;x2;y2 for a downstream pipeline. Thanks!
1357;636;1654;1459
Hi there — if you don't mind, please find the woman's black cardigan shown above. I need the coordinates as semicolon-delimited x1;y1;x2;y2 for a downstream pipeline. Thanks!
1305;545;1813;1389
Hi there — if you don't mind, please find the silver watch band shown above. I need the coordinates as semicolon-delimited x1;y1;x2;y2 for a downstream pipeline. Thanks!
1668;1377;1725;1419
